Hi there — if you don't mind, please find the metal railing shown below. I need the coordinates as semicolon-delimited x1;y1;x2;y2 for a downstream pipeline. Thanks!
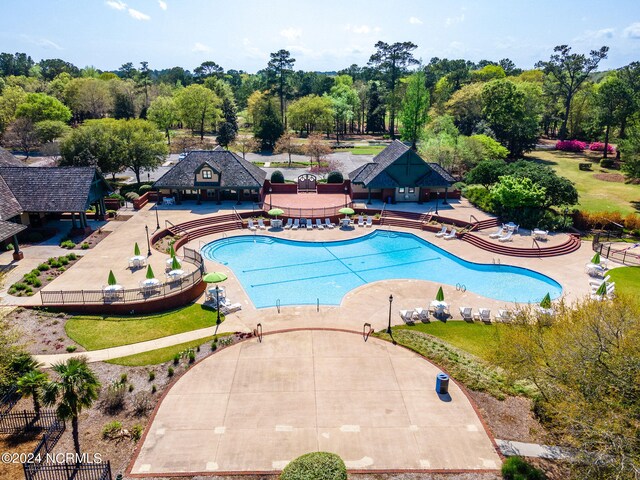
24;461;111;480
0;385;20;417
593;239;640;266
260;202;354;220
0;409;59;434
41;248;204;306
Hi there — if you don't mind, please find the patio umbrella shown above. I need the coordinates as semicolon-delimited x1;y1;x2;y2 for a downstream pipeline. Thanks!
169;244;176;257
268;208;285;218
171;256;181;270
203;272;228;283
435;286;445;302
339;207;355;215
539;293;552;309
134;242;141;256
594;281;608;297
145;265;155;280
590;252;601;264
107;270;117;286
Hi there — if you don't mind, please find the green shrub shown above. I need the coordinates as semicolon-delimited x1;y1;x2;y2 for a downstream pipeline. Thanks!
13;283;28;291
59;256;69;265
102;420;123;439
600;158;615;168
139;184;152;194
173;354;180;365
271;170;285;183
66;345;77;353
280;452;347;480
25;277;42;288
167;366;174;377
151;384;157;394
148;371;155;382
27;232;44;243
30;269;41;277
119;373;128;384
58;267;66;272
188;350;196;363
49;260;61;268
128;384;134;392
131;424;143;442
60;240;76;249
463;185;495;212
67;253;77;260
326;171;344;184
103;381;126;412
125;191;140;201
80;242;90;250
106;209;117;218
501;457;545;480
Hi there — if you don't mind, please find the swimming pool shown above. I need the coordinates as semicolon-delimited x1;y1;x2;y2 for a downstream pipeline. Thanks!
201;230;563;308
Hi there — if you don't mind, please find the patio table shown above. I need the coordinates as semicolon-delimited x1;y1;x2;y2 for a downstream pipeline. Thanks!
167;269;184;280
141;278;161;290
430;300;449;317
130;255;146;267
532;229;547;240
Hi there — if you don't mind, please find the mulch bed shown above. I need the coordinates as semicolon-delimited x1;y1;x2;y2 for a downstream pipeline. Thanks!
0;433;42;480
593;173;626;183
69;228;111;250
7;255;82;298
6;308;79;354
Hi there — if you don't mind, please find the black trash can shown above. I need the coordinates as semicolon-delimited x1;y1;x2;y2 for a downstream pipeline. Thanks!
436;372;449;394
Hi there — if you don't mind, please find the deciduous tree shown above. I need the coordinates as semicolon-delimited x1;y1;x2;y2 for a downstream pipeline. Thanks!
304;133;331;165
174;84;220;140
399;71;430;149
148;96;178;144
274;132;301;167
16;92;71;123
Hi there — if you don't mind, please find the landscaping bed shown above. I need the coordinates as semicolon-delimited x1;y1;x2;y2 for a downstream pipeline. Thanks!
7;253;81;297
60;228;111;250
0;433;42;480
6;308;81;354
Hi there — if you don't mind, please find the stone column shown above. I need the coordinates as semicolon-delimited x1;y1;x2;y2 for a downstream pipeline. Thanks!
443;187;449;205
12;235;23;260
71;212;78;229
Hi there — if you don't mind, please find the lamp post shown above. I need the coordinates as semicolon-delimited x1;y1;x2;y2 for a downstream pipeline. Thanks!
269;187;273;210
344;186;348;207
215;285;221;325
145;225;151;256
155;194;160;230
435;192;440;215
387;294;395;344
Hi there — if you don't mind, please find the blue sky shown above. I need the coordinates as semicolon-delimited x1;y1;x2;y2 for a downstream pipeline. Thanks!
1;0;639;73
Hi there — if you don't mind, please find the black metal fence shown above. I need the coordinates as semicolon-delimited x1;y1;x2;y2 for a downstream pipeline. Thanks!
29;417;65;465
593;232;640;267
263;202;354;220
24;461;111;480
0;409;59;434
41;247;204;306
0;385;20;417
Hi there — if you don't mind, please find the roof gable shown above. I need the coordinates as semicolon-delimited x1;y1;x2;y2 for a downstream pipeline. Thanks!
0;148;24;167
0;175;22;221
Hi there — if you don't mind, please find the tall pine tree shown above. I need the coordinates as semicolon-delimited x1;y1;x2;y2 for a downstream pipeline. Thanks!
366;82;385;134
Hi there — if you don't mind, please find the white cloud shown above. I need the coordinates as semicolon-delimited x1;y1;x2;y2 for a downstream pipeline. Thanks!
623;22;640;39
280;27;302;42
242;38;266;59
445;14;465;26
574;27;616;43
158;0;167;10
192;42;211;53
409;17;423;25
128;8;150;20
20;35;63;50
106;0;126;10
594;28;615;39
345;24;381;34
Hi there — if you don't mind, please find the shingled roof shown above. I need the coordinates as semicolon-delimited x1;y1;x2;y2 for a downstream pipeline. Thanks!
0;148;24;167
349;140;455;188
154;149;266;189
0;167;109;213
0;219;26;242
0;175;22;221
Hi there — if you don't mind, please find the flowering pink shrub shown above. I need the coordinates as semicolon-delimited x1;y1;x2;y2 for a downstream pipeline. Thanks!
589;142;616;153
556;140;588;152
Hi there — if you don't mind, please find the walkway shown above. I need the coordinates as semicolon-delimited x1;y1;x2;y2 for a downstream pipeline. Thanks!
130;330;501;475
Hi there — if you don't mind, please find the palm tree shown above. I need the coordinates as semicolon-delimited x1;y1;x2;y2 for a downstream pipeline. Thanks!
16;369;48;416
43;357;101;456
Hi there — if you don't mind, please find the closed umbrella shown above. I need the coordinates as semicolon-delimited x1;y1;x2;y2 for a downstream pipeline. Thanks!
171;256;181;270
594;281;607;297
169;244;176;257
107;270;117;286
539;293;552;309
145;265;155;279
590;252;601;264
435;286;445;302
134;242;141;256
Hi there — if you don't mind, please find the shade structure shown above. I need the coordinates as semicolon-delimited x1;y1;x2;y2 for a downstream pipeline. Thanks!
203;272;228;283
539;293;552;309
171;256;181;270
107;270;117;286
435;286;445;302
134;242;141;256
591;252;601;264
268;208;285;218
595;281;607;296
339;207;355;215
145;264;155;280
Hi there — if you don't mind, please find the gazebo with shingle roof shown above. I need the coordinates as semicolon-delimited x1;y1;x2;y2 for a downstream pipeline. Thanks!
348;140;456;204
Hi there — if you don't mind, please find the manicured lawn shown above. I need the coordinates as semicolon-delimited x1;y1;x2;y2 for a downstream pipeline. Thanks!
608;266;640;300
526;150;640;215
346;146;385;155
395;321;502;362
65;304;223;350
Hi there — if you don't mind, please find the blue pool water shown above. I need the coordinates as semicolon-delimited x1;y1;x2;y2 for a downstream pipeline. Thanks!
201;230;563;308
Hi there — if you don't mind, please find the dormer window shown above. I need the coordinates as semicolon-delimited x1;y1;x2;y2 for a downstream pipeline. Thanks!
202;170;212;179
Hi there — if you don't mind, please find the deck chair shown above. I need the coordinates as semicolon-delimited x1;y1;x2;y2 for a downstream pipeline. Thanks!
474;308;491;322
247;219;257;231
498;231;513;242
414;307;429;322
459;306;473;321
305;218;313;230
399;309;415;325
435;225;447;237
443;228;457;240
365;216;373;227
284;218;293;229
315;218;325;230
257;218;267;230
489;226;505;239
495;309;513;322
589;275;611;287
325;218;335;229
292;219;300;230
357;215;365;227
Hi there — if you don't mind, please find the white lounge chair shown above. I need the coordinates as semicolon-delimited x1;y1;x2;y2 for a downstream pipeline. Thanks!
305;218;313;230
591;282;615;293
325;218;335;229
443;229;457;240
315;218;325;230
292;219;300;230
495;309;513;322
284;218;293;229
498;231;513;242
414;307;429;322
459;306;473;321
257;218;267;230
589;275;611;287
357;215;365;227
489;226;505;239
399;309;415;324
474;308;491;322
247;219;257;231
365;216;373;227
434;225;447;237
585;263;605;277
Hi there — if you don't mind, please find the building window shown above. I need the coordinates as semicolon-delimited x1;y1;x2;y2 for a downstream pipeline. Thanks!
408;188;415;194
202;170;212;179
398;187;405;193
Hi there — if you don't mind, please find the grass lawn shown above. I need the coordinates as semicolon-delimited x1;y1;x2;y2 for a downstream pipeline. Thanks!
346;146;385;155
608;266;640;300
65;304;223;350
526;150;640;215
395;321;502;362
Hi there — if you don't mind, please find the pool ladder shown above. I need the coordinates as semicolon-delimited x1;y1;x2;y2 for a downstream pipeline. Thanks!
492;257;501;265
